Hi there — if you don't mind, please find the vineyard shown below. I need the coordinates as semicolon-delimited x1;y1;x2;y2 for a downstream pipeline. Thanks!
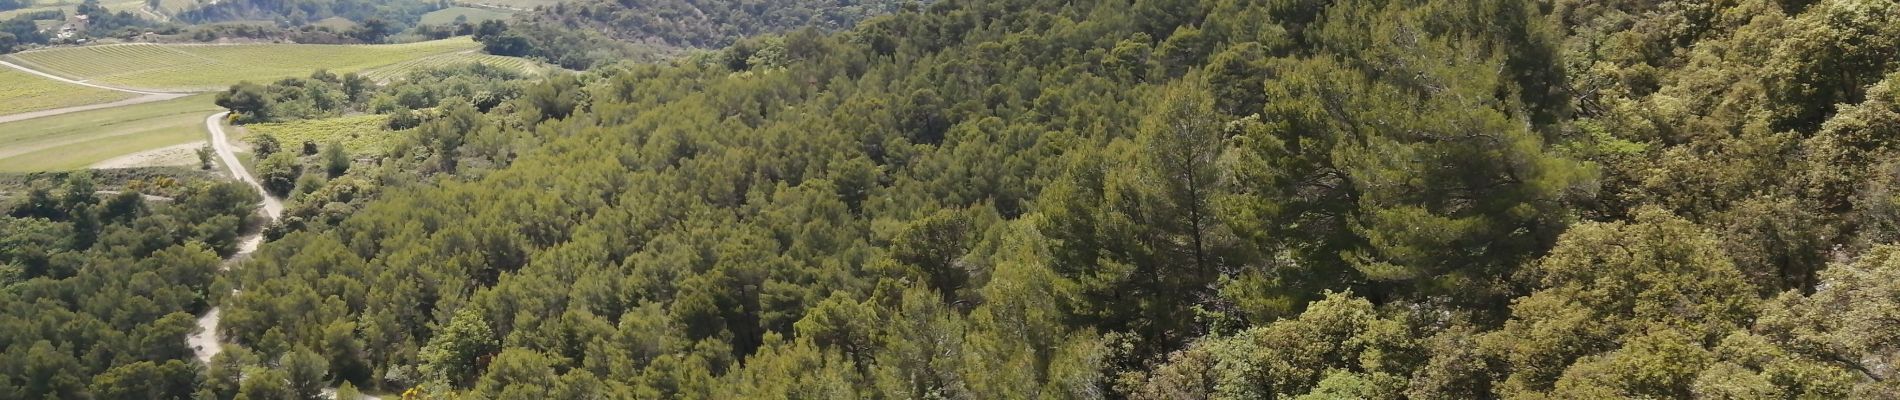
359;51;547;82
1;38;502;91
0;94;219;172
0;67;137;116
243;114;397;155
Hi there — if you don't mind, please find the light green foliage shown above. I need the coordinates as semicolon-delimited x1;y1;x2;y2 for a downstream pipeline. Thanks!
420;307;500;387
1131;292;1414;399
333;381;362;400
1756;244;1900;394
1764;0;1900;130
1486;209;1757;396
247;115;393;155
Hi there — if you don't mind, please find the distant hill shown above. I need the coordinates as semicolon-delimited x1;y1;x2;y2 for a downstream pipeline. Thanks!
172;0;441;31
478;0;914;69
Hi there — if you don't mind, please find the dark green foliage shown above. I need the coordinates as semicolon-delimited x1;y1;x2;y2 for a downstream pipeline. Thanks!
259;151;302;197
0;174;257;399
248;134;281;159
321;142;350;178
14;0;1900;397
219;65;529;124
477;0;908;69
174;0;440;38
217;82;273;123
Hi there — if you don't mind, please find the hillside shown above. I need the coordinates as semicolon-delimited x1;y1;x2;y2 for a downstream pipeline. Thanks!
474;0;911;68
6;0;1900;398
181;0;1900;397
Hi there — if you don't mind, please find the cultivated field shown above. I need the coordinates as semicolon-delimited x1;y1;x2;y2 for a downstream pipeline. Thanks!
243;114;396;155
2;38;493;91
0;67;137;116
0;94;218;172
454;0;560;10
360;51;547;81
421;6;514;25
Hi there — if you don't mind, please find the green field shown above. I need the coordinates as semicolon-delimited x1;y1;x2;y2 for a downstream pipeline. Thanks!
243;114;397;155
421;6;514;25
0;94;218;172
2;38;491;91
0;67;137;116
360;51;546;81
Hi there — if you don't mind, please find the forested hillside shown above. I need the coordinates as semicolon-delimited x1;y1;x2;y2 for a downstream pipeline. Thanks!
9;0;1900;397
175;0;442;37
216;0;1900;396
473;0;910;68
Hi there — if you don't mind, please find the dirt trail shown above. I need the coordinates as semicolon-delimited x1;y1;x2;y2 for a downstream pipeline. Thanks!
0;59;194;124
0;93;189;124
0;59;178;95
187;112;279;366
202;112;284;218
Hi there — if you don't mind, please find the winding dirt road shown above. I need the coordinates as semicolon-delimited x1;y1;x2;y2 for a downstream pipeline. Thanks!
6;53;375;399
187;111;280;366
189;113;376;399
203;112;284;218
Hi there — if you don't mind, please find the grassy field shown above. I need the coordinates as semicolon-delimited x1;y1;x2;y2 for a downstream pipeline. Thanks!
243;114;398;155
0;94;218;172
360;50;547;81
0;67;138;116
421;6;514;25
2;38;492;91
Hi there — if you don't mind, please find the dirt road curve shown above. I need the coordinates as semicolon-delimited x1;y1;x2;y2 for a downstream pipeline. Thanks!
0;60;191;124
204;111;284;219
0;93;188;124
0;59;176;95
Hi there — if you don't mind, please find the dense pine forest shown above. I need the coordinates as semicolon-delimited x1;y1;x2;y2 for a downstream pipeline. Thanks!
7;0;1900;397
